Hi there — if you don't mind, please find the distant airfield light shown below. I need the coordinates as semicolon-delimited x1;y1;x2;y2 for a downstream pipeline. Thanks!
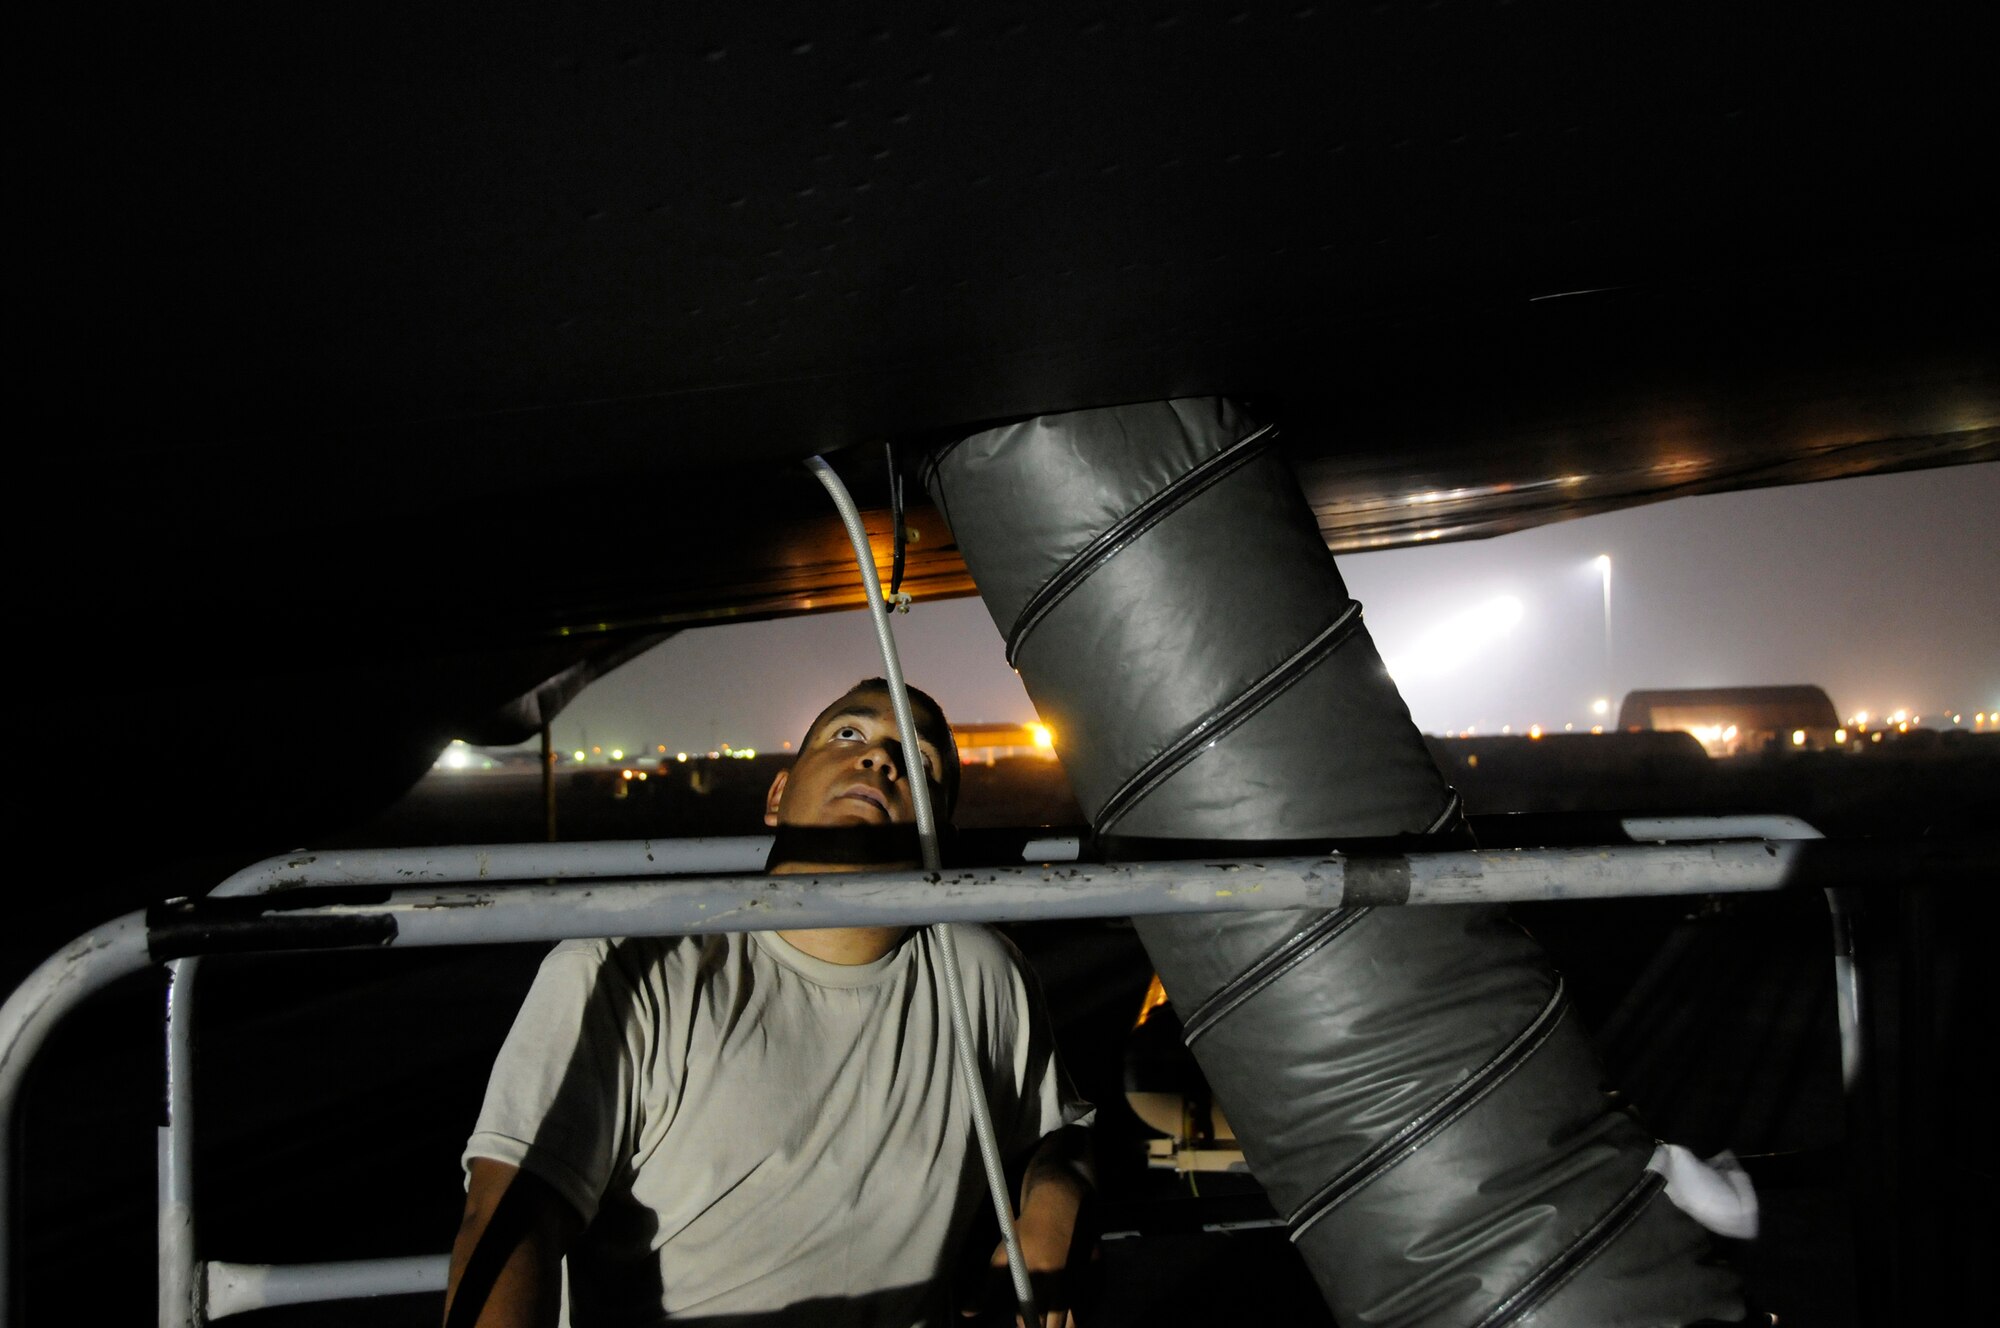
1501;725;1512;734
592;746;602;755
1835;728;1848;743
1029;722;1055;750
621;769;634;781
657;744;667;753
1529;725;1542;739
676;752;688;762
573;751;586;763
708;751;720;759
636;771;647;780
782;741;793;750
1898;722;1909;733
1590;725;1604;735
1724;725;1738;741
610;749;624;761
1953;714;1962;724
1891;710;1907;724
1564;723;1573;732
1591;698;1609;716
1791;730;1807;747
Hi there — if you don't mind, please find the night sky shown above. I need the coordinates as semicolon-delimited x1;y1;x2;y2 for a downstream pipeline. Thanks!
541;462;1998;757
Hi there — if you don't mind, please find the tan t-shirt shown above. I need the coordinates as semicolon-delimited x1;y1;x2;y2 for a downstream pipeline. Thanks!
464;926;1091;1327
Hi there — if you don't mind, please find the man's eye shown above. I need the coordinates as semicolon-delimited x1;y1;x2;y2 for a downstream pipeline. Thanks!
834;725;864;741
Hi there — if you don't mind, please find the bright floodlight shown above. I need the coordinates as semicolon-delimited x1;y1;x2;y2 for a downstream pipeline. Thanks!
1029;722;1055;749
1385;596;1525;678
1591;698;1610;715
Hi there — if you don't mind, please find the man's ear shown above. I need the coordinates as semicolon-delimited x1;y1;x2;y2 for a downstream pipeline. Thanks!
763;769;788;827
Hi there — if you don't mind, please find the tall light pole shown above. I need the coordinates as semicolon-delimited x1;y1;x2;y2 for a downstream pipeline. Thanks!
1594;554;1613;699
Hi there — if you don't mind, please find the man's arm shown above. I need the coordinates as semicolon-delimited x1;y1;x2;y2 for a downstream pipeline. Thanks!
442;1158;583;1328
973;1124;1096;1328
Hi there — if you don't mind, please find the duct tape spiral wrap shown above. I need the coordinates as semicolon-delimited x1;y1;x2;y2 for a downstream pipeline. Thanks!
925;398;1742;1327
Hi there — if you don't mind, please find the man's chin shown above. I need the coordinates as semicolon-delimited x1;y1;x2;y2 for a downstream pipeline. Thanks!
766;823;926;870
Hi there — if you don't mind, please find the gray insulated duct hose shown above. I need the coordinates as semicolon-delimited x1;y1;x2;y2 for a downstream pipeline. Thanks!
923;398;1744;1328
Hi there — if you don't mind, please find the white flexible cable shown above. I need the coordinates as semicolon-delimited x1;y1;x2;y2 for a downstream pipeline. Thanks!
804;455;1041;1326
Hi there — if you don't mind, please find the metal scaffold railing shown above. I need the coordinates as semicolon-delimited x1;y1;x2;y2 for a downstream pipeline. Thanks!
0;821;1985;1325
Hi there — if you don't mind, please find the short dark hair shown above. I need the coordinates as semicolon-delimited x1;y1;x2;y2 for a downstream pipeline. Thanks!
799;678;962;815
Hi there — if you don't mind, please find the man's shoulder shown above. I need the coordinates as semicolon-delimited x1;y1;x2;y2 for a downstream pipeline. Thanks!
540;933;739;989
927;923;1031;982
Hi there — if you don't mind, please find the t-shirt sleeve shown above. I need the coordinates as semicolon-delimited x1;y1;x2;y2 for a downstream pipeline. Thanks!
996;934;1096;1162
462;938;660;1227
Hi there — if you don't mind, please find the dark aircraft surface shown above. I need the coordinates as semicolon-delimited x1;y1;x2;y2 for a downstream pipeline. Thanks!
11;4;1995;1325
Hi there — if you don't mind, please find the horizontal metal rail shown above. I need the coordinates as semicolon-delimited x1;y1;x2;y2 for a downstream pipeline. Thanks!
205;1255;449;1319
3;832;1988;1325
207;835;785;898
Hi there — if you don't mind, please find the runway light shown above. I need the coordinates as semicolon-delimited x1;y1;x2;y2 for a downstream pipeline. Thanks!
1835;728;1848;743
573;751;586;762
1898;722;1909;733
1592;698;1609;716
610;749;624;761
1791;730;1806;746
676;752;688;762
620;769;634;780
1029;722;1055;750
1529;725;1542;739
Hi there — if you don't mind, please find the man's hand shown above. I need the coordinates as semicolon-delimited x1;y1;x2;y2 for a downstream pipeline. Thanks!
963;1126;1095;1328
970;1206;1083;1328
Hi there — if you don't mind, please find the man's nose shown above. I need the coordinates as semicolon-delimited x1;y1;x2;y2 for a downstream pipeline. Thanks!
858;738;905;781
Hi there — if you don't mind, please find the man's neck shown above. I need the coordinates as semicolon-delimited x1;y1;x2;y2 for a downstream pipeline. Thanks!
768;858;911;965
775;924;908;965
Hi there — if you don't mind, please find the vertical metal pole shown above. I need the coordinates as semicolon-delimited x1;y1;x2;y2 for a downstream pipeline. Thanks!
160;958;201;1327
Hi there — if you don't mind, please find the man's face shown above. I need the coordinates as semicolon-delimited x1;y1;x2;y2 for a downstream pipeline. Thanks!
764;686;951;828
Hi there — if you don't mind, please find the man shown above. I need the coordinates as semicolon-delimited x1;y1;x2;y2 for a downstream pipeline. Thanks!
445;678;1094;1328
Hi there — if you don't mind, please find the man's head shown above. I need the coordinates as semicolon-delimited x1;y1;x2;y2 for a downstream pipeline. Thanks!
764;678;961;830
